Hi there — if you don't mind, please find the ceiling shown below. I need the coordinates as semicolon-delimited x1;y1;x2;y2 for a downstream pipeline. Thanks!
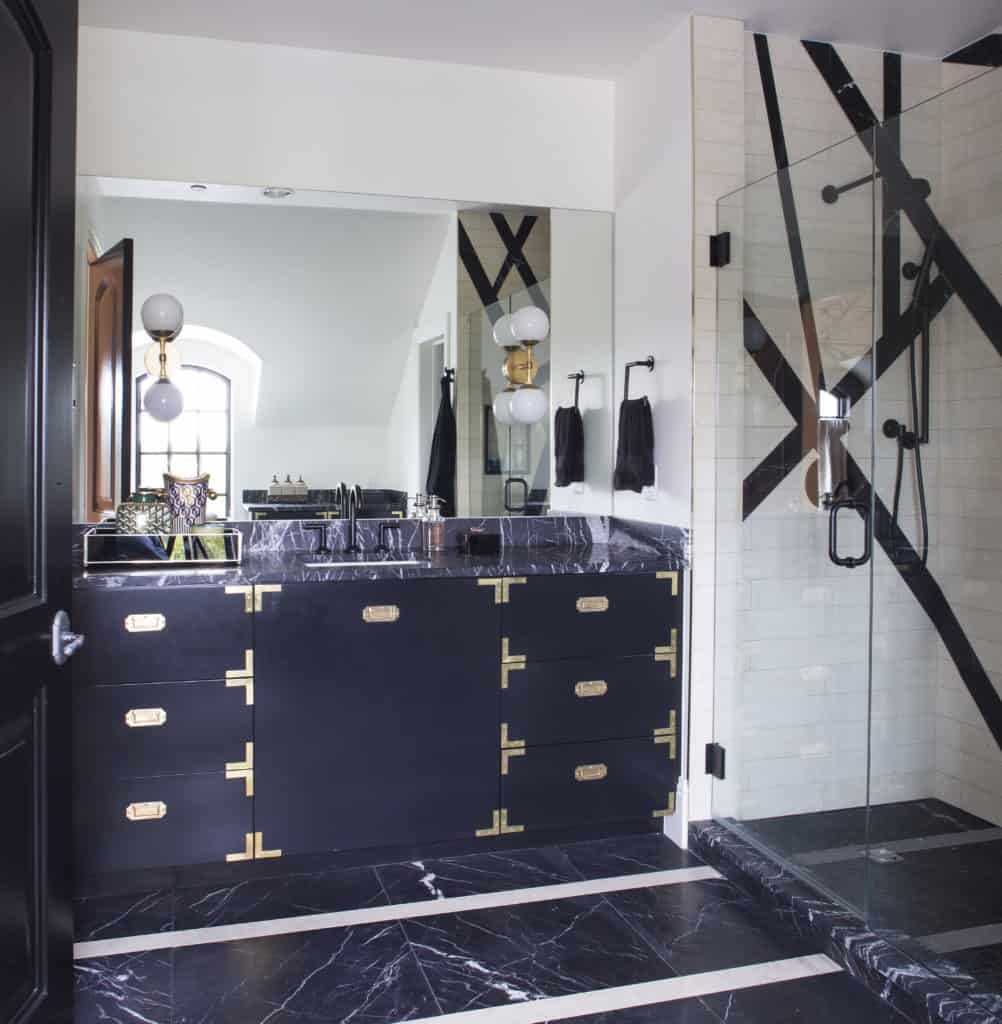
79;0;1001;78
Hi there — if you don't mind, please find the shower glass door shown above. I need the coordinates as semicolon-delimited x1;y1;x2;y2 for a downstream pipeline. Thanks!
712;130;879;913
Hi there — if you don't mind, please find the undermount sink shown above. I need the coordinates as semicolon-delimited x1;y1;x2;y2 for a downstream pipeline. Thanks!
304;557;431;569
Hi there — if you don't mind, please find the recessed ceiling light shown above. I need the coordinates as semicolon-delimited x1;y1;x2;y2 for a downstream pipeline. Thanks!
263;187;294;199
189;184;207;191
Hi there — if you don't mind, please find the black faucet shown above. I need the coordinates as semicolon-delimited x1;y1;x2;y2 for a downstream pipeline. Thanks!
305;523;331;557
374;521;400;556
344;486;362;554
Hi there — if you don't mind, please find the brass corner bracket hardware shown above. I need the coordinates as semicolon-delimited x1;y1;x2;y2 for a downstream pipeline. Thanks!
656;570;680;596
475;808;524;837
653;793;677;818
477;577;527;605
227;830;281;862
501;637;527;689
225;585;254;614
655;628;679;678
225;649;255;705
654;710;678;760
225;741;254;796
500;723;526;775
254;584;282;613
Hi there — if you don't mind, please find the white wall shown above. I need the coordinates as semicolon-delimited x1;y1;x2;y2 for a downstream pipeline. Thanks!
77;28;615;213
613;20;694;528
549;209;614;515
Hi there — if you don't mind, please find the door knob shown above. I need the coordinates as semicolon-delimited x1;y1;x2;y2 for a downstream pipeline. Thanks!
51;609;85;666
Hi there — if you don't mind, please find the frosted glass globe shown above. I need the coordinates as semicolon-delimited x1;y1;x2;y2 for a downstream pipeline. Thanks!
141;293;184;340
493;390;515;425
511;386;547;424
144;378;185;422
511;305;549;344
492;313;519;348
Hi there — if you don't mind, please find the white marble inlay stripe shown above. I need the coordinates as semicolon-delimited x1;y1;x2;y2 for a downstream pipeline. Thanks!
402;955;843;1024
921;922;1002;954
74;864;719;961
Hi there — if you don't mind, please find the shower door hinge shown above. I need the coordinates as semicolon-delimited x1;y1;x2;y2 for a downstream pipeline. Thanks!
705;742;726;780
709;232;731;268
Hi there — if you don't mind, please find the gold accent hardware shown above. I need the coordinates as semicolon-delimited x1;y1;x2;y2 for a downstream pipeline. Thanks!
225;742;254;797
124;613;166;633
126;801;166;821
478;577;527;605
362;604;400;624
254;831;282;858
654;711;678;760
653;793;677;818
392;510;404;518
227;832;255;862
574;763;608;782
478;579;504;605
500;723;526;776
124;707;167;728
576;596;609;614
654;628;679;678
475;808;524;837
226;650;255;705
501;637;527;690
656;570;680;596
574;680;608;699
254;584;282;613
226;585;254;614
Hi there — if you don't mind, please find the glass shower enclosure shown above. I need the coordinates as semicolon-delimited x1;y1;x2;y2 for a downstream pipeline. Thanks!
712;65;1002;1006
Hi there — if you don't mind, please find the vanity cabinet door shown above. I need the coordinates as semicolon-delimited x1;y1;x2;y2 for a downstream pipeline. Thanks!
73;586;252;684
255;580;500;856
502;572;682;661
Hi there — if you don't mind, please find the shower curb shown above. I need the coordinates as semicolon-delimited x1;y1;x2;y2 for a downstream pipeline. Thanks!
690;820;1002;1024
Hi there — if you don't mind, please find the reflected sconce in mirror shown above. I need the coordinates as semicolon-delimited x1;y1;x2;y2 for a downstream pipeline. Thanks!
492;305;550;426
141;293;185;423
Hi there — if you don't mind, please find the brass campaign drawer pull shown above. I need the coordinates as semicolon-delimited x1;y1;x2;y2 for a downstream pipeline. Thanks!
576;596;609;613
126;801;166;821
124;708;167;728
124;613;166;633
362;604;400;624
574;763;608;782
574;680;608;698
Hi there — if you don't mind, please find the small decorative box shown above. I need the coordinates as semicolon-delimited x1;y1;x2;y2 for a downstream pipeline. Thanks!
116;491;172;534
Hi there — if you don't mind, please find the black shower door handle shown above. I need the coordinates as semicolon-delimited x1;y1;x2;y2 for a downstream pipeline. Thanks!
828;495;872;568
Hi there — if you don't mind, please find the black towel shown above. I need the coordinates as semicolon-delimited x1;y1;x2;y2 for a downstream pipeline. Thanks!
613;397;654;493
553;406;585;487
425;373;457;516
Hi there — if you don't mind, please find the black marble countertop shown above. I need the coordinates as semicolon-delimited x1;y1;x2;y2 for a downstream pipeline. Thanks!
74;542;685;591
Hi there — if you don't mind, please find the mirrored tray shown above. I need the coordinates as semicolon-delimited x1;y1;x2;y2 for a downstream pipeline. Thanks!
83;526;242;568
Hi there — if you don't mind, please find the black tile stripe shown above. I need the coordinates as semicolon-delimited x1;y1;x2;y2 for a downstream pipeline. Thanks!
458;220;501;319
882;53;902;347
803;40;1002;361
743;426;809;521
754;34;826;396
944;34;1002;67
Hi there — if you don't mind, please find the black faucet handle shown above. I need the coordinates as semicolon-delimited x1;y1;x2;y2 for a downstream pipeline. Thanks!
374;521;401;556
305;523;331;557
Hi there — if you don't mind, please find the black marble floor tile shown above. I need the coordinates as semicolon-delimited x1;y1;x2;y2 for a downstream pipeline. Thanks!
561;833;701;880
376;846;583;903
74;889;173;941
544;998;720;1023
172;921;438;1023
174;864;387;929
700;973;908;1022
402;893;675;1012
604;877;809;977
932;943;1002;1000
73;950;172;1024
741;798;991;860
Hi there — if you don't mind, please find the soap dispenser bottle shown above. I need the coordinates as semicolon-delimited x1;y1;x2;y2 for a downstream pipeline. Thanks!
425;495;445;553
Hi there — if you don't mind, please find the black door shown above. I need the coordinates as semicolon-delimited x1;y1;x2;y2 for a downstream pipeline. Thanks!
0;0;78;1021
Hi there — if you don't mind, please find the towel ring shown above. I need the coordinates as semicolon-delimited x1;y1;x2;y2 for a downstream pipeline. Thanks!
624;356;655;401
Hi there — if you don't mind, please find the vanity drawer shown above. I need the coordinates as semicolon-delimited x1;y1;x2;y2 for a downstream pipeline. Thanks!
72;587;253;684
75;772;252;874
502;738;679;831
75;680;252;780
502;572;682;661
503;655;676;746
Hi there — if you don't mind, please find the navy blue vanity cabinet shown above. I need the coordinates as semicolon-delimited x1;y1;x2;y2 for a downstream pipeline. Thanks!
254;579;500;856
499;571;682;831
73;585;255;876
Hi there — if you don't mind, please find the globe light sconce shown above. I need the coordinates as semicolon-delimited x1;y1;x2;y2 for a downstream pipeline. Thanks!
491;305;550;426
141;293;185;423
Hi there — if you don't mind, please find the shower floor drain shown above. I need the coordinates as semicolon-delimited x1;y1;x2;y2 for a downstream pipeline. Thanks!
867;847;904;864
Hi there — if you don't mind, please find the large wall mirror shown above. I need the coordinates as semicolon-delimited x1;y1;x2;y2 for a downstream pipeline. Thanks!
73;178;613;520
